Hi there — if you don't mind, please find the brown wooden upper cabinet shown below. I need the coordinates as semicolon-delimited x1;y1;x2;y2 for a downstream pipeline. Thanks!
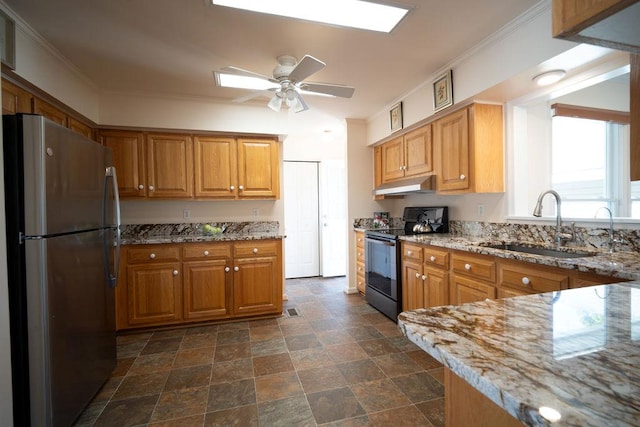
2;80;31;115
380;124;433;184
552;0;640;53
433;103;504;194
99;130;147;198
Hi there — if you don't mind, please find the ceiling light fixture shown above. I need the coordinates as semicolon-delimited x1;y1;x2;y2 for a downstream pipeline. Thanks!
209;0;410;33
532;69;567;86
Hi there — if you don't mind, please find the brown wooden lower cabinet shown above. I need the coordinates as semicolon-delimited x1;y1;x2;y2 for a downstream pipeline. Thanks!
450;274;496;304
445;367;522;427
116;240;283;330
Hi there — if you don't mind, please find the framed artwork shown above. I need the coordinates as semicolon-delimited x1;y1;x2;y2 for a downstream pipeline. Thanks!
433;69;453;113
0;10;15;69
390;102;403;132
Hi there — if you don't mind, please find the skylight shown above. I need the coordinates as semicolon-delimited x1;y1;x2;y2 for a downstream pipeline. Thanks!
209;0;410;33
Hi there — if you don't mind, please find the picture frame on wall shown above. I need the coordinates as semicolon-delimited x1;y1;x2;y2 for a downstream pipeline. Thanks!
0;9;15;70
390;102;403;132
433;69;453;113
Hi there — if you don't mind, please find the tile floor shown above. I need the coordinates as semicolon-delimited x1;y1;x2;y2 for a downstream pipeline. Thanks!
75;277;445;426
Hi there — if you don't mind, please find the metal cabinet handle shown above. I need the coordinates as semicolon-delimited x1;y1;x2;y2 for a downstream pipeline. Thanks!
149;185;155;191
234;266;239;272
138;184;144;190
460;174;466;180
149;253;156;259
522;277;530;285
464;263;471;270
225;267;230;272
203;250;209;256
407;250;413;256
430;256;436;262
230;185;235;191
253;248;258;254
172;269;179;276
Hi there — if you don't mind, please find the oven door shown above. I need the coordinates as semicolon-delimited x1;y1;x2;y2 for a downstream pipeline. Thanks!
364;236;399;301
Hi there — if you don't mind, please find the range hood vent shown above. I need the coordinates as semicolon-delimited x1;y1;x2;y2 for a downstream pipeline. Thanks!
372;174;436;196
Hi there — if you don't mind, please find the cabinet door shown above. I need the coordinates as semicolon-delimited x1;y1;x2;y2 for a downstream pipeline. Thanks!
2;79;31;114
402;260;423;311
127;262;182;326
194;136;237;198
450;274;495;305
184;260;231;320
355;231;366;294
233;256;281;315
147;133;194;198
68;117;93;140
33;98;67;126
424;267;449;308
237;138;280;198
99;130;147;198
434;108;470;192
404;124;433;178
381;136;405;182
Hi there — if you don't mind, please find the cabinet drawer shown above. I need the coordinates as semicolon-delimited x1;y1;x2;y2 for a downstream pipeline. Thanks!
127;245;181;263
234;240;279;257
451;251;496;282
356;232;365;248
403;243;423;263
183;243;232;260
423;246;449;269
499;261;569;294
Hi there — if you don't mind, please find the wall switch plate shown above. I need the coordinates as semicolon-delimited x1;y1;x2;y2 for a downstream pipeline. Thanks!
252;208;259;217
183;209;190;219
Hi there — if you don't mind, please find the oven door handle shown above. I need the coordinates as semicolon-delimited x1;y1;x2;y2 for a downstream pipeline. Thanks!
365;237;395;247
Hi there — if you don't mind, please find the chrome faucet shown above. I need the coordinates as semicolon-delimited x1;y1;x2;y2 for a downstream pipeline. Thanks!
594;206;615;253
533;190;573;245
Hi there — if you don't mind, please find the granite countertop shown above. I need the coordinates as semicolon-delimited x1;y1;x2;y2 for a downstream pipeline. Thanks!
399;234;640;281
398;282;640;426
121;231;285;245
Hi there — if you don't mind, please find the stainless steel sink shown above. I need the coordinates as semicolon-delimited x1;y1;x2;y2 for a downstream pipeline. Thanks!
479;243;597;258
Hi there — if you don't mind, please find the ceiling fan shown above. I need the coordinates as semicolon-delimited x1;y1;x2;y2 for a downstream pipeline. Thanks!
216;55;355;113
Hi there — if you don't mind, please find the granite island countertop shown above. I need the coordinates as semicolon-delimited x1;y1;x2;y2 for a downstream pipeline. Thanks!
398;282;640;426
121;231;285;245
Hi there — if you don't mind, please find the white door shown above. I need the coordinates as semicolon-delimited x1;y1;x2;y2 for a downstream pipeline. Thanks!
319;160;347;277
284;161;320;278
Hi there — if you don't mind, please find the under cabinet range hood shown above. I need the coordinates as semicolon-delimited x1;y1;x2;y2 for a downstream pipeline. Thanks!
372;174;436;196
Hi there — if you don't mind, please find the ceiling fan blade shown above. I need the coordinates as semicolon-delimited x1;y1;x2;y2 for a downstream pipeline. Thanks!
293;92;309;113
302;82;355;98
220;66;276;82
232;90;274;103
288;55;325;83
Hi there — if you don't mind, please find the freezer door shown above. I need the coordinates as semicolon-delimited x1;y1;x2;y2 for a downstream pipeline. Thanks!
25;229;116;426
21;115;110;236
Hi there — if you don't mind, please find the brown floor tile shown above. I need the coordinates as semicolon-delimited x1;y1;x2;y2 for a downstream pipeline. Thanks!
117;332;153;346
112;371;168;401
374;323;404;337
336;359;386;385
250;337;288;357
350;378;412;413
306;386;366;424
428;367;445;384
181;332;217;350
297;365;347;394
249;318;279;328
255;371;303;402
320;415;374;426
310;318;341;332
392;372;445;403
284;333;322;351
128;352;175;375
361;312;394;325
185;324;218;335
149;414;205;426
94;394;158;427
300;308;333;320
150;329;187;341
205;404;259;426
279;320;314;337
326;343;368;363
210;358;254;384
367;405;432;426
216;329;249;345
252;352;294;377
207;378;256;412
249;324;283;342
117;340;147;359
258;395;316;426
334;314;370;328
74;401;108;426
150;385;209;422
358;338;402;357
373;352;424;378
217;321;249;332
173;347;214;368
112;357;135;377
141;337;183;355
387;335;421;352
416;398;445;427
92;377;123;403
406;350;442;370
213;342;251;362
346;326;384;342
316;330;356;346
164;365;211;391
290;347;335;370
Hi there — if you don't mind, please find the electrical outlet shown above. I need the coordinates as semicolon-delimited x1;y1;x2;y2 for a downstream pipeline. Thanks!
183;209;190;219
252;208;259;217
477;204;485;218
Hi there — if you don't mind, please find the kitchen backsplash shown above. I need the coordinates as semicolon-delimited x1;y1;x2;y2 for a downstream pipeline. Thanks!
121;221;279;238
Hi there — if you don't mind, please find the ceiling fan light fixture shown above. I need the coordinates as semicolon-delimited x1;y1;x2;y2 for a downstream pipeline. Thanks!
267;93;283;112
209;0;409;33
532;69;567;86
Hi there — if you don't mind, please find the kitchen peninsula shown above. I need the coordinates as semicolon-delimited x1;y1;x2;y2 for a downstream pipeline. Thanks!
398;282;640;426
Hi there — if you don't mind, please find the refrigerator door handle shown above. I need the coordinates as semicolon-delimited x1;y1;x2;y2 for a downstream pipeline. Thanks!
105;166;121;288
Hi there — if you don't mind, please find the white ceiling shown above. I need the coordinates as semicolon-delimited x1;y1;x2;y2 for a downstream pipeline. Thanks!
5;0;541;119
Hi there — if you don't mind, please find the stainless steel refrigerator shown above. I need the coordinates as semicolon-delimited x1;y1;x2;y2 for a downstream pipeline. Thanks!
3;114;121;426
